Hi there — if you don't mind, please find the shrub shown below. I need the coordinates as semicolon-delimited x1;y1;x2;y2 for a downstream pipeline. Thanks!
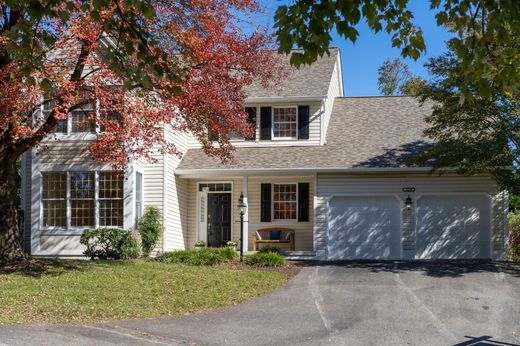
510;194;520;214
138;207;163;257
509;213;520;262
258;245;282;254
156;247;237;265
80;228;140;260
244;252;286;267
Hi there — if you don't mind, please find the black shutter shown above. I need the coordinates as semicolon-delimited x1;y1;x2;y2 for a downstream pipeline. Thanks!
298;105;310;139
245;107;256;140
298;182;309;222
260;107;272;140
261;183;272;222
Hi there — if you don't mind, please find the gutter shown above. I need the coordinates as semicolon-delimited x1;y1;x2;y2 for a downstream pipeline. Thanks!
175;166;448;177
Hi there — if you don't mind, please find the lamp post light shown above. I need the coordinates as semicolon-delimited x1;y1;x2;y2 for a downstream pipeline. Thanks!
237;192;247;262
405;195;413;211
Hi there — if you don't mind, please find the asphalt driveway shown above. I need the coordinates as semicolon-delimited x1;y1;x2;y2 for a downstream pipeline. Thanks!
1;261;519;346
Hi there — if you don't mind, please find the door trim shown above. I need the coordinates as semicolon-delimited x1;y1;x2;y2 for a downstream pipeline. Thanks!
325;194;403;259
196;181;234;246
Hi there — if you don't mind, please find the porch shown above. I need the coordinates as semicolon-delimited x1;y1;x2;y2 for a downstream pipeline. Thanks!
179;175;315;253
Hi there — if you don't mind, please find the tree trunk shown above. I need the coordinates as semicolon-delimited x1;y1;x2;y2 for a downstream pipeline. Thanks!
0;150;25;262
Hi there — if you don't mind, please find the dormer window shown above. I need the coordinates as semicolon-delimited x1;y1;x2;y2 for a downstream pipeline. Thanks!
272;106;297;139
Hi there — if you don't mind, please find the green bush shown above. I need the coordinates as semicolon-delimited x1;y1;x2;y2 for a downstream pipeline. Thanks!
258;245;282;254
244;252;286;267
80;228;140;260
138;207;163;257
509;213;520;262
156;247;238;266
509;194;520;214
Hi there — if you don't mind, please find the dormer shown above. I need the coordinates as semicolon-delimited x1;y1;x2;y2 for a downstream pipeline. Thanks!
187;47;344;149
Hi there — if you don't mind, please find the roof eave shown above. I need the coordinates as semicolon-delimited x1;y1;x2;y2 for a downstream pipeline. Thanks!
175;166;442;178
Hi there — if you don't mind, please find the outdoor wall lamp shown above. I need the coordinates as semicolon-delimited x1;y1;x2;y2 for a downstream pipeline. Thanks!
238;192;247;262
405;195;413;211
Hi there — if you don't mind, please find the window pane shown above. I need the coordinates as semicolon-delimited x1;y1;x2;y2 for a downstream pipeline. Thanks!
100;200;123;227
135;172;142;223
43;200;67;227
99;172;123;199
71;110;95;133
71;200;94;227
70;172;94;227
42;173;66;199
99;111;122;133
70;172;94;199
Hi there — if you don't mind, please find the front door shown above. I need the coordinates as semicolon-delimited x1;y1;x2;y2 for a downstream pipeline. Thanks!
207;193;232;247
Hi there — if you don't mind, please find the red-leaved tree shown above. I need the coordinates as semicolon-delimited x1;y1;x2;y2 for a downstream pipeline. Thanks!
0;0;282;261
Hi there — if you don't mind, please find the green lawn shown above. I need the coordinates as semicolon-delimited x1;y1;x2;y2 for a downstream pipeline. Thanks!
0;259;288;324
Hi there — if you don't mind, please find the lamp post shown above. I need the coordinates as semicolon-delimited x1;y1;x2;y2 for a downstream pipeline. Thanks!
405;195;413;211
237;192;247;262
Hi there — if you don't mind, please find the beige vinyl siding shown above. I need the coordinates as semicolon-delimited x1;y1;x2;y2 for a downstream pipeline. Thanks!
162;127;190;251
38;141;93;164
316;173;507;259
185;102;322;148
323;54;343;142
247;176;314;251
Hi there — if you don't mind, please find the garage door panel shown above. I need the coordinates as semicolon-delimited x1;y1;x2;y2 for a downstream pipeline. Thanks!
416;195;490;259
327;196;400;260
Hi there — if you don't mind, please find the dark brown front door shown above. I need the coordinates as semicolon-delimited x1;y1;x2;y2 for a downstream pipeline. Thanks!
207;193;232;247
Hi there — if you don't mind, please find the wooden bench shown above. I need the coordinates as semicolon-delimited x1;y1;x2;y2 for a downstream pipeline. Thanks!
253;227;295;251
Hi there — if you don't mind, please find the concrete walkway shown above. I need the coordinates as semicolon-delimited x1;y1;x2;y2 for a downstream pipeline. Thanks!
1;261;519;346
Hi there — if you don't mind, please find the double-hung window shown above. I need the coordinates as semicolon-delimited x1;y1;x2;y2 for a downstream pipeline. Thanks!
272;107;297;139
42;173;67;227
41;171;124;229
43;93;96;134
70;172;95;227
99;172;124;227
273;183;297;220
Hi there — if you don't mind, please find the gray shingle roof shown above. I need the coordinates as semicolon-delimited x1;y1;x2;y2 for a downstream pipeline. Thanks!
177;96;434;171
245;48;339;98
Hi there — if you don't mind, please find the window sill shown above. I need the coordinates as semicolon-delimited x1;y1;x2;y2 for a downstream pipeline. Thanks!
43;133;98;141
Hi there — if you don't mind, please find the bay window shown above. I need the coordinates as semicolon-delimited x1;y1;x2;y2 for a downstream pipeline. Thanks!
41;171;124;229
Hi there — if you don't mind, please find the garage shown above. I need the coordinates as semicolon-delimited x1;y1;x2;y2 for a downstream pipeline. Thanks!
327;196;401;260
416;195;491;259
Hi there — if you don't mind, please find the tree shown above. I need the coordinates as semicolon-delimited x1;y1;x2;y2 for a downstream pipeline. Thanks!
0;0;281;261
377;58;425;96
411;50;520;193
274;0;520;100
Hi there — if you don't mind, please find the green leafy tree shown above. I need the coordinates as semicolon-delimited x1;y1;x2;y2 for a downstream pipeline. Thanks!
411;50;519;193
377;58;424;95
275;0;520;100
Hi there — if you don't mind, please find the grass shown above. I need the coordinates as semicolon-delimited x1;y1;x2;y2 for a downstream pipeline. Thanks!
0;259;288;324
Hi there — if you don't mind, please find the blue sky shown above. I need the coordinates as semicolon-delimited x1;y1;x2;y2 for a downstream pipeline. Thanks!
257;1;454;96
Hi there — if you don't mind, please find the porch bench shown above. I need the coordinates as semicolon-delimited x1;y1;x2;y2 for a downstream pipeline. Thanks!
253;227;295;251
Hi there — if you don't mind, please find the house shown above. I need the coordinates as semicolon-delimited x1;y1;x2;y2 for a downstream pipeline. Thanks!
21;48;509;260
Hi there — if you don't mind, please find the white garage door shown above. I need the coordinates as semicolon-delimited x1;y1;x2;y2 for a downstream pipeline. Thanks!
327;196;401;260
416;195;491;259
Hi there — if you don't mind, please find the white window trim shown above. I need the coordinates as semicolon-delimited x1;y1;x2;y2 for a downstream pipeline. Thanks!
40;170;124;232
196;181;234;245
271;106;298;140
41;98;99;141
272;183;298;220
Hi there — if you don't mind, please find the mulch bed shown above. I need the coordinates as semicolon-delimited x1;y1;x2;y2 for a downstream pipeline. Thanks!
221;260;305;278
